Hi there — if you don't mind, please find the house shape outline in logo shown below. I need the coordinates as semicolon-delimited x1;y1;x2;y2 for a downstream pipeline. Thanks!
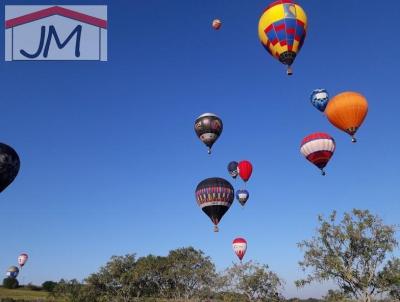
5;5;108;61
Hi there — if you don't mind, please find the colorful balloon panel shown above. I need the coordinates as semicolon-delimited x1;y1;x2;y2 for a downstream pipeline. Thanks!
258;0;307;72
325;92;368;142
300;132;335;175
195;178;234;232
232;237;247;261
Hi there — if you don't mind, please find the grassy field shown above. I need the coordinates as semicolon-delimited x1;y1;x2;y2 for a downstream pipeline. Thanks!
0;287;61;301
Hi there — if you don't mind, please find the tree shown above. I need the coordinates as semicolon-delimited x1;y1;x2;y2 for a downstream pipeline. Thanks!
85;254;137;302
223;261;283;301
296;209;398;302
42;280;58;292
3;277;19;289
51;279;97;302
166;247;217;300
378;258;400;301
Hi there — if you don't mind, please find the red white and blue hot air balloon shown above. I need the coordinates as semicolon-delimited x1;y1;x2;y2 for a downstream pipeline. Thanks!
232;237;247;262
300;132;335;176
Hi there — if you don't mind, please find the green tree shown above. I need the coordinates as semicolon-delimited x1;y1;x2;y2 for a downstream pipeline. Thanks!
166;246;217;300
223;261;283;301
378;258;400;301
296;209;398;302
42;280;58;292
51;279;97;302
85;254;137;302
3;277;19;289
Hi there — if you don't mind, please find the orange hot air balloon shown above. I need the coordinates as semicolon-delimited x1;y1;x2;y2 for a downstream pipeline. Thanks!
325;92;368;143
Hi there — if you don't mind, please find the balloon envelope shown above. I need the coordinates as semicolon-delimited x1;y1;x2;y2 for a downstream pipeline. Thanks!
6;266;19;278
194;113;223;154
18;253;28;267
212;19;222;30
232;237;247;261
325;91;368;142
238;160;253;182
300;132;335;175
258;0;308;74
0;143;20;193
310;89;329;112
195;177;234;232
236;189;249;206
227;161;239;179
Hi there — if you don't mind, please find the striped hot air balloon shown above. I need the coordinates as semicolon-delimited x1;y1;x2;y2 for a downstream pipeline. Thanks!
195;178;234;232
232;237;247;262
258;0;308;75
194;113;223;154
300;133;336;176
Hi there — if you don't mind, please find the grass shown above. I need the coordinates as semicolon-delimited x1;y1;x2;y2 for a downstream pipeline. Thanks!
0;287;62;301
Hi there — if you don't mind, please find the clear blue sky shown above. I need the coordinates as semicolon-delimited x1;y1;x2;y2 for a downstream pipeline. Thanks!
1;0;400;298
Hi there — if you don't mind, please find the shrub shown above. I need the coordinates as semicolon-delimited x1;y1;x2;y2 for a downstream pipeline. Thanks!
42;280;57;292
3;277;19;289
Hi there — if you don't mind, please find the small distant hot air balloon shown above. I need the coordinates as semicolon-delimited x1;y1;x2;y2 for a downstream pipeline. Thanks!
18;253;28;269
212;19;222;30
325;92;368;143
227;161;239;179
232;237;247;262
236;189;249;206
0;143;20;193
300;132;335;176
195;177;234;232
6;266;19;279
258;0;308;75
310;89;329;112
237;160;253;183
194;113;223;154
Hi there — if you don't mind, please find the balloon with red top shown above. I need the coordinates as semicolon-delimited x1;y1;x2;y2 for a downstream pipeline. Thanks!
300;132;336;176
237;160;253;182
232;237;247;261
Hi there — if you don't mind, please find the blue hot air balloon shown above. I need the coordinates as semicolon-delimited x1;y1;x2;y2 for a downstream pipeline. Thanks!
310;89;329;112
236;189;249;206
6;266;19;279
227;161;238;179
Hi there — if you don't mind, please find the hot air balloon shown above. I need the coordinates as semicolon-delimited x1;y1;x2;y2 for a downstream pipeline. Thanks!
238;160;253;182
300;132;335;176
194;113;223;154
195;177;234;232
0;143;20;193
236;189;249;206
258;0;308;75
212;19;222;30
310;89;329;112
18;253;28;268
325;92;368;143
227;161;239;179
6;266;19;279
232;237;247;262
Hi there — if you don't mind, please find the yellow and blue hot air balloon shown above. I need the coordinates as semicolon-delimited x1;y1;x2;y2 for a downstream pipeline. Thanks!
258;0;308;75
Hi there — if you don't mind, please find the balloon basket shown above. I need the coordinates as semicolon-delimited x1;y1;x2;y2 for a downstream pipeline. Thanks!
321;170;326;176
213;225;219;232
287;66;293;76
351;136;357;143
